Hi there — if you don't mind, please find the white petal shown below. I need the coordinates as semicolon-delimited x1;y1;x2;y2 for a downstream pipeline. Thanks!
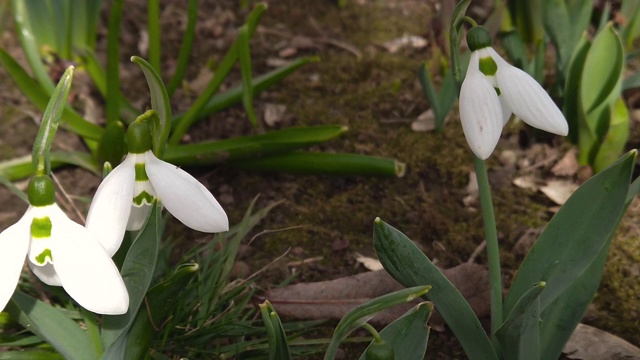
498;95;512;126
86;155;136;256
0;210;31;310
49;210;129;315
491;48;568;136
459;51;504;160
29;262;61;286
145;152;229;232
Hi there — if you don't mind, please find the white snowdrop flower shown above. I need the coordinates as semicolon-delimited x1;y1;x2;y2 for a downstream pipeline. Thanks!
86;119;229;256
459;26;568;159
0;175;129;315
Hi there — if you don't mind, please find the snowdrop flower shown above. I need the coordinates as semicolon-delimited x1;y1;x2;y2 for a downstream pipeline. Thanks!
86;118;229;256
0;175;129;315
459;26;568;159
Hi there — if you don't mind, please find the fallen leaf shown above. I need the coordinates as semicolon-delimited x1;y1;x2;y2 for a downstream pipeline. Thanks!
382;34;428;53
264;103;287;127
463;171;478;207
260;263;490;326
411;109;436;132
513;175;540;191
551;149;579;177
354;253;383;271
563;323;640;359
540;180;578;205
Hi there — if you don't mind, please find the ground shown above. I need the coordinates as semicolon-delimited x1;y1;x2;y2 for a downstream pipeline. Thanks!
0;0;639;358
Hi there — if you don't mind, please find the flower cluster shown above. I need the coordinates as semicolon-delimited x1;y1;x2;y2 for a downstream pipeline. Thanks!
0;117;228;315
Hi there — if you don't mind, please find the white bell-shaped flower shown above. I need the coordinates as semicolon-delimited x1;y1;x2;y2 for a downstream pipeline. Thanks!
459;26;568;159
0;176;129;315
86;119;229;256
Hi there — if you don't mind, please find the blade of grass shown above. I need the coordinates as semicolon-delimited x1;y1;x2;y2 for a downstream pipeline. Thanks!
169;3;267;144
163;125;348;165
147;0;161;72
166;0;198;97
106;0;124;125
231;152;406;177
0;151;100;181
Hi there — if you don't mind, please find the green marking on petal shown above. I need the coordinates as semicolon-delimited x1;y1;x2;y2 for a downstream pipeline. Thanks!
35;248;53;264
479;57;498;76
133;190;155;206
494;87;501;96
135;163;149;181
31;217;52;238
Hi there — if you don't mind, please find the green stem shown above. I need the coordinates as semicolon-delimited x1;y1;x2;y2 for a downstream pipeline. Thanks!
361;322;383;343
473;156;502;340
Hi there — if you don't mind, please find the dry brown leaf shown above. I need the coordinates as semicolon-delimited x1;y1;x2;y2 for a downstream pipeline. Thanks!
411;109;436;132
354;253;383;271
382;34;428;53
513;175;540;191
551;148;580;177
540;180;578;205
264;103;287;127
563;323;640;359
260;263;490;326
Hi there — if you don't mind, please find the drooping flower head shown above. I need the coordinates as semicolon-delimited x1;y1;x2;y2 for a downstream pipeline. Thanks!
459;26;569;159
86;113;229;256
0;175;129;315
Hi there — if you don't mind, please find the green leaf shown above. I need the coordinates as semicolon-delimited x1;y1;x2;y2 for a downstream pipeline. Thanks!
231;152;406;177
417;62;456;133
32;66;74;175
105;0;124;125
323;285;431;360
147;0;161;72
372;218;498;360
495;282;544;360
539;239;611;359
131;56;172;157
11;0;55;94
0;351;64;360
101;204;164;357
358;302;432;360
169;3;267;144
593;97;630;172
0;151;100;181
449;0;471;85
578;24;624;165
260;301;291;360
0;48;103;140
124;263;199;359
164;125;347;165
580;24;624;115
563;35;591;144
8;290;96;360
166;0;198;97
504;151;635;316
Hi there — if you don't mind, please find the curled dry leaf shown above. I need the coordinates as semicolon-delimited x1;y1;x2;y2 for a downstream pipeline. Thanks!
259;263;489;326
563;323;640;359
354;252;383;271
411;109;436;132
264;103;287;127
513;175;540;192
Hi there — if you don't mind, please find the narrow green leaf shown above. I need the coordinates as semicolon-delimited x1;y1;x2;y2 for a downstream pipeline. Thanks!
358;302;432;360
593;97;630;172
323;286;430;360
564;35;591;144
504;151;635;315
495;282;544;360
124;263;199;359
131;56;172;157
0;350;64;360
372;219;498;360
0;151;100;181
166;0;198;97
238;25;258;127
101;204;164;356
0;48;103;140
169;3;267;144
32;66;74;175
231;152;406;177
260;301;292;360
147;0;161;72
164;125;347;165
0;174;28;203
449;0;471;86
11;0;55;94
106;0;124;125
8;291;96;360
